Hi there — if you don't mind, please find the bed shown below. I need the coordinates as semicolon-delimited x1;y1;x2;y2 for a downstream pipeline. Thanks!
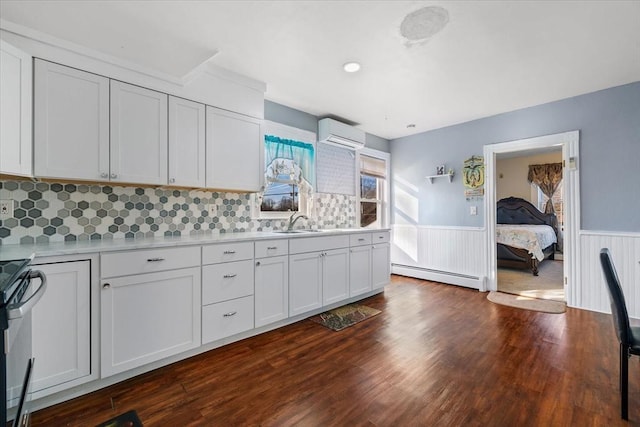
496;197;558;276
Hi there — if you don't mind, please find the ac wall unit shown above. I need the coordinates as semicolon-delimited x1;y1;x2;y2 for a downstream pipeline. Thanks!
318;118;365;150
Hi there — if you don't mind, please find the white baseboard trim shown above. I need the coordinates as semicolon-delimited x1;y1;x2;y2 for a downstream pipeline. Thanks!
392;264;485;291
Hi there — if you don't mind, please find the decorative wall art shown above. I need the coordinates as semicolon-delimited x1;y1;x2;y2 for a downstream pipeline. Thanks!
463;155;485;200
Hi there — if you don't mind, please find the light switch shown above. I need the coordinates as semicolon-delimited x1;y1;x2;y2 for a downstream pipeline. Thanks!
470;206;477;216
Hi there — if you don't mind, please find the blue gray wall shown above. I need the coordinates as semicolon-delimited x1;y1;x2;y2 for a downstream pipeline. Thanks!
265;100;391;152
390;81;640;232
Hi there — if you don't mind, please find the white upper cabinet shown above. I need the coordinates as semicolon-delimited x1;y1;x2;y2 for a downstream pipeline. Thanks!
206;106;263;192
0;41;32;177
110;81;168;185
34;59;110;181
168;96;205;187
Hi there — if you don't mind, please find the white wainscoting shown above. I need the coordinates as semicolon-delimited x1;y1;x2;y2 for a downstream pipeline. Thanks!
391;225;486;289
579;231;640;317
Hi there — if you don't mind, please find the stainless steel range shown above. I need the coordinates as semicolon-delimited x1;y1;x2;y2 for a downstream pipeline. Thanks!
1;256;47;427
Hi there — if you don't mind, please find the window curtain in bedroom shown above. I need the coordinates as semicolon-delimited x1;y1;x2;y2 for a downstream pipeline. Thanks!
527;163;563;214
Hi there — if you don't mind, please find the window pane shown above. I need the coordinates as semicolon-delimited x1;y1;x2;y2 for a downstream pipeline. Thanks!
261;182;299;211
360;174;378;200
360;201;377;227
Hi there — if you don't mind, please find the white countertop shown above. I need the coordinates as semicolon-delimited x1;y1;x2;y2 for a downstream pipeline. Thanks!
0;228;389;261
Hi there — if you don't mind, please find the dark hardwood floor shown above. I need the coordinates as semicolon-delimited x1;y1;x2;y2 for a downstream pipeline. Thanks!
30;275;637;426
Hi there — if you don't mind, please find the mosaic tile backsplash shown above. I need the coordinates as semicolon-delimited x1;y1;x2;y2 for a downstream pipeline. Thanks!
0;180;356;245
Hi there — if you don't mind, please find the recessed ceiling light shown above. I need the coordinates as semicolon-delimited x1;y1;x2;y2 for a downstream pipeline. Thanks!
343;62;361;73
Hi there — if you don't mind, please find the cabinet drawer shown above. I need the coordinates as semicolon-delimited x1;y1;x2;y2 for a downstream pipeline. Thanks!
372;231;390;244
202;241;254;264
255;239;288;258
350;233;372;246
202;260;254;304
202;296;254;344
289;235;350;254
101;246;200;278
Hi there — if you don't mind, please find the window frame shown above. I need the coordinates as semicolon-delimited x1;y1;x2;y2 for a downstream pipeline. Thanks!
356;148;390;229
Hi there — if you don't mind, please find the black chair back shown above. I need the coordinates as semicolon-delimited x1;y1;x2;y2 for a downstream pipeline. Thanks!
600;248;631;346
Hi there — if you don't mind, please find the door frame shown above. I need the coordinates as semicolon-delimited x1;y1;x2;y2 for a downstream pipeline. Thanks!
483;131;580;307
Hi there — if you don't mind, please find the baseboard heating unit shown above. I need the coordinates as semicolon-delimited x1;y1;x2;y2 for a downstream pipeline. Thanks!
391;264;485;291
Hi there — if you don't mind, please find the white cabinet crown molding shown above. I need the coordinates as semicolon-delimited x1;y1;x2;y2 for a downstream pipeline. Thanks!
1;19;266;118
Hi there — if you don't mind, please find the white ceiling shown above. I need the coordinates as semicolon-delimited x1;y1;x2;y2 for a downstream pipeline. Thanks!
1;1;639;140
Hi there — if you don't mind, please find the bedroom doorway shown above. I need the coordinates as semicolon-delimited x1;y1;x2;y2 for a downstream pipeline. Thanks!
483;131;580;307
495;150;564;301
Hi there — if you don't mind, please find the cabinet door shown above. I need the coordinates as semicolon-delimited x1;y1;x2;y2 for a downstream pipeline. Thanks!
323;248;350;305
0;40;32;176
349;245;372;297
101;267;201;377
255;255;289;327
110;81;168;185
168;96;205;187
30;260;91;396
289;252;322;316
34;60;109;180
372;243;390;290
206;106;263;191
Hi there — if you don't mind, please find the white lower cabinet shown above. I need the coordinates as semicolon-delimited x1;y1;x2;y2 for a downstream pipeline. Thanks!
349;245;372;297
322;248;350;305
29;260;92;398
100;267;201;377
372;243;391;290
201;242;255;343
202;295;255;344
289;248;350;315
289;252;323;316
255;255;289;328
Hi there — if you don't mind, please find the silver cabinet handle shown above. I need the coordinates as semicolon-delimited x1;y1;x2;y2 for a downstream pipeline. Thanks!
223;274;237;278
358;238;366;241
267;246;278;250
256;261;261;266
223;311;237;317
223;250;236;254
169;178;176;183
379;236;384;239
147;258;165;262
102;283;111;290
110;173;118;179
7;271;47;320
100;172;109;178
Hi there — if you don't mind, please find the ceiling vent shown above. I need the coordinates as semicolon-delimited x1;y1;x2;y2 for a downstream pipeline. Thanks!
318;118;365;150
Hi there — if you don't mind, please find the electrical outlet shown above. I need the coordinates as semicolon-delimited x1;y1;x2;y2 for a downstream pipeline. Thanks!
0;200;14;220
470;206;477;216
208;204;217;217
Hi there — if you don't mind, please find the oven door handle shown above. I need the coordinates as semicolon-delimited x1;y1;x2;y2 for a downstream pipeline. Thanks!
7;270;47;320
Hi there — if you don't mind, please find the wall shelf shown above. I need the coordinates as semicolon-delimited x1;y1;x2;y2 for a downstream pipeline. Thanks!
426;173;454;183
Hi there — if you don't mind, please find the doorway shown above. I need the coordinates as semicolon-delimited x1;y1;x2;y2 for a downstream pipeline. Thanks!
495;149;564;301
483;131;580;307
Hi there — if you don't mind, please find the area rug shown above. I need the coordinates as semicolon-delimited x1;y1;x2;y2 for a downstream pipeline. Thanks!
309;304;381;331
96;410;143;427
498;260;565;302
487;291;566;314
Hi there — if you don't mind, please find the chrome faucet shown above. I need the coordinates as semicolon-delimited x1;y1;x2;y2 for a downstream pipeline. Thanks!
287;212;308;231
